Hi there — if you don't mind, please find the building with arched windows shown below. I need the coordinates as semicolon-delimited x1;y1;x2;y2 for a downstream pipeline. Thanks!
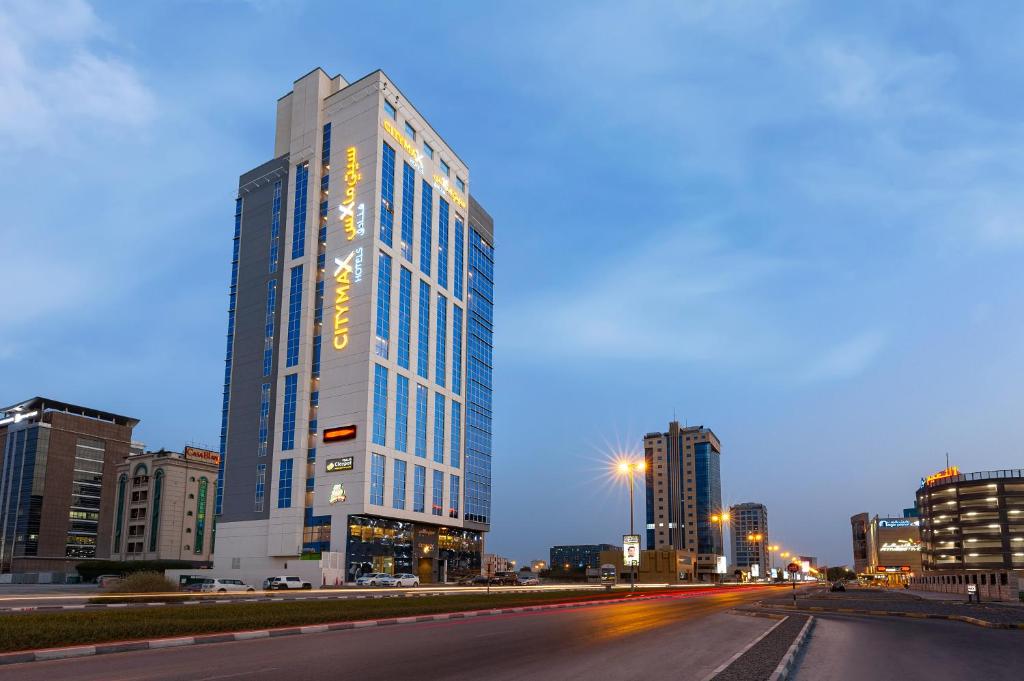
109;447;219;564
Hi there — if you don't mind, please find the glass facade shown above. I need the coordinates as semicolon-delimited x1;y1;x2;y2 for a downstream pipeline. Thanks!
277;458;293;509
194;477;209;554
695;441;723;555
453;217;464;300
450;401;461;469
400;163;415;261
372;364;388;446
433;394;446;464
437;198;449;290
149;469;163;552
432;470;444;516
414;384;428;458
380;142;395;247
435;294;447;388
370;453;385;506
392;459;407;510
286;265;303;367
254;463;266;512
397;267;412;369
465;229;494;524
345;514;482;583
282;373;298;451
263;280;277;376
269;180;282;273
375;252;392;358
291;162;308;259
449;475;460;519
419;180;433;275
217;196;243;515
413;465;426;513
417;281;431;379
394;374;410;453
66;438;105;558
257;383;271;457
451;304;463;395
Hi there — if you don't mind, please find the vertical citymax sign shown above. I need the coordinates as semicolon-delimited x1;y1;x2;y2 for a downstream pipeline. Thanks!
334;146;364;352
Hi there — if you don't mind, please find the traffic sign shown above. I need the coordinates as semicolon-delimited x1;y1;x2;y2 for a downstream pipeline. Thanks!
967;584;977;594
787;563;801;574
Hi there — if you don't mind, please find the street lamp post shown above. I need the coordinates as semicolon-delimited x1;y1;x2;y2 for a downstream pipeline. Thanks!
746;533;764;581
769;545;780;580
710;512;730;582
616;461;645;591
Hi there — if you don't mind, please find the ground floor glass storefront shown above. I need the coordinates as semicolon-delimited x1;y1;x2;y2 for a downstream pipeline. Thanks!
345;514;482;584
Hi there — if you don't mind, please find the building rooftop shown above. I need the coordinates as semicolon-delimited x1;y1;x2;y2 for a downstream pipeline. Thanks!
0;396;139;428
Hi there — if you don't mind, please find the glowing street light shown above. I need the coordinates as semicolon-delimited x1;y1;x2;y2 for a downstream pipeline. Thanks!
615;460;645;590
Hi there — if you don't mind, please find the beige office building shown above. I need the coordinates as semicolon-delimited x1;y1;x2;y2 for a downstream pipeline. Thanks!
109;447;220;563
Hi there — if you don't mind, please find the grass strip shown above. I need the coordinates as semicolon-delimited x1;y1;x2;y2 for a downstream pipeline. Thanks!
0;588;673;653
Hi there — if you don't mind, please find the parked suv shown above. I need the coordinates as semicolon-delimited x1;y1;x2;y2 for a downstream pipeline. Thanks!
493;571;520;586
263;576;313;590
190;578;256;593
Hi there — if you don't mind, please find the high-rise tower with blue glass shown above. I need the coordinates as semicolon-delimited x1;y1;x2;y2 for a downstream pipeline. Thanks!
214;68;494;586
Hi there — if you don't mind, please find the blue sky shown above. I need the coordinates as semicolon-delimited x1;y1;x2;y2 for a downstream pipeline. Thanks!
2;1;1023;567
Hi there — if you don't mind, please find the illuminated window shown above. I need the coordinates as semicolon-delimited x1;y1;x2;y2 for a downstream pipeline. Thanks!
423;142;433;159
269;180;282;273
413;465;426;513
258;383;271;456
440;159;450;177
437;198;449;290
432;470;444;516
263;280;277;376
451;304;463;395
452;217;464;301
395;374;410;453
277;459;293;509
450;401;461;468
420;180;433;275
384;99;396;120
291;163;309;259
415;383;428;458
282;374;298;450
372;364;388;446
370;453;385;505
400;163;415;261
404;121;416;139
380;142;395;247
435;294;447;387
375;251;392;358
393;459;407;510
417;281;431;379
286;265;303;367
449;474;460;518
397;267;412;369
434;394;446;464
456;177;465;193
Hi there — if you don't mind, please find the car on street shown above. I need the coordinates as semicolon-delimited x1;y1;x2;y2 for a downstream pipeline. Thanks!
187;578;256;593
458;575;491;585
493;571;519;585
517;574;540;585
263;575;313;590
829;581;846;592
355;573;393;586
95;574;123;588
391;573;420;587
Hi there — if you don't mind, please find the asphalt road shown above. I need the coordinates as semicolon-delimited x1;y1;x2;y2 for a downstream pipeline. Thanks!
794;612;1024;681
4;588;775;681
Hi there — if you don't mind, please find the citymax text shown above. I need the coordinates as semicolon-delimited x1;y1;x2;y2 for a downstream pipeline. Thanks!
382;119;425;174
333;247;364;351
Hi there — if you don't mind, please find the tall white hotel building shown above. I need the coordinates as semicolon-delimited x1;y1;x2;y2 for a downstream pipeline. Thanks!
213;68;494;584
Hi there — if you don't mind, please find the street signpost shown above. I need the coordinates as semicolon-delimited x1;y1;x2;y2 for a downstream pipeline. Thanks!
787;562;800;605
967;583;977;603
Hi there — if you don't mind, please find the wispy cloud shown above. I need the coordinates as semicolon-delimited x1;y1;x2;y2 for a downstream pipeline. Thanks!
0;0;155;148
798;330;887;383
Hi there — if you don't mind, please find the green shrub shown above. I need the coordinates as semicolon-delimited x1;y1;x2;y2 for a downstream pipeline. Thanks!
104;571;178;594
75;559;195;582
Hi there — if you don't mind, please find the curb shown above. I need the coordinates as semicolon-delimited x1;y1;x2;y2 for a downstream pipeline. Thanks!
0;588;740;666
702;614;788;681
762;604;1024;630
768;616;814;681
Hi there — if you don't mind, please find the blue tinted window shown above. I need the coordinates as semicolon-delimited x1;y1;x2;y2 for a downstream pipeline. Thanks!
311;334;321;377
291;163;308;259
465;228;494;524
415;383;428;458
417;281;430;379
258;383;271;457
282;374;298;451
277;459;293;509
433;394;446;464
449;474;460;518
384;100;396;119
370;453;385;506
419;180;433;275
405;121;416;139
218;196;243;515
423;142;433;159
375;251;392;358
440;159;450;177
397;267;412;369
254;464;266;512
450;401;461;468
269;180;282;273
451;304;463;395
435;294;447;388
437;199;449;290
395;374;410;452
453;217;464;301
413;465;426;513
263;280;277;376
400;163;415;261
372;364;388;446
286;265;303;367
432;470;444;516
456;177;465;193
393;459;407;510
380;142;395;247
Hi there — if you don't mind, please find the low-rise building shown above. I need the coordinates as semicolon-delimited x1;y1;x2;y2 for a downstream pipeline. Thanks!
109;447;221;564
550;544;616;571
599;547;696;583
482;553;514;575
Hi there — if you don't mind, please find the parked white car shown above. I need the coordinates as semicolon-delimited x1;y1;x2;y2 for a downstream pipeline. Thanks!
263;576;313;590
517;575;540;586
391;573;420;587
197;578;256;593
355;573;393;586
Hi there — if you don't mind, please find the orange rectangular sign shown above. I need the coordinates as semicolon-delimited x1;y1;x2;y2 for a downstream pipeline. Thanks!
323;425;357;443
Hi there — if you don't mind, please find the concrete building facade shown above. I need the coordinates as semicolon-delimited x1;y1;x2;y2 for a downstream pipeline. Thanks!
550;544;616;570
0;397;137;579
212;68;494;587
109;447;220;563
644;421;724;581
730;502;769;578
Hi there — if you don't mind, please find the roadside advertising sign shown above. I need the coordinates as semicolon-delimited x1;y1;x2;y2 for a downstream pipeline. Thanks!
623;534;641;567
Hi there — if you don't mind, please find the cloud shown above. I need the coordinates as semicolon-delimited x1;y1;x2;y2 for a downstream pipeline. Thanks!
798;330;887;383
0;0;155;148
